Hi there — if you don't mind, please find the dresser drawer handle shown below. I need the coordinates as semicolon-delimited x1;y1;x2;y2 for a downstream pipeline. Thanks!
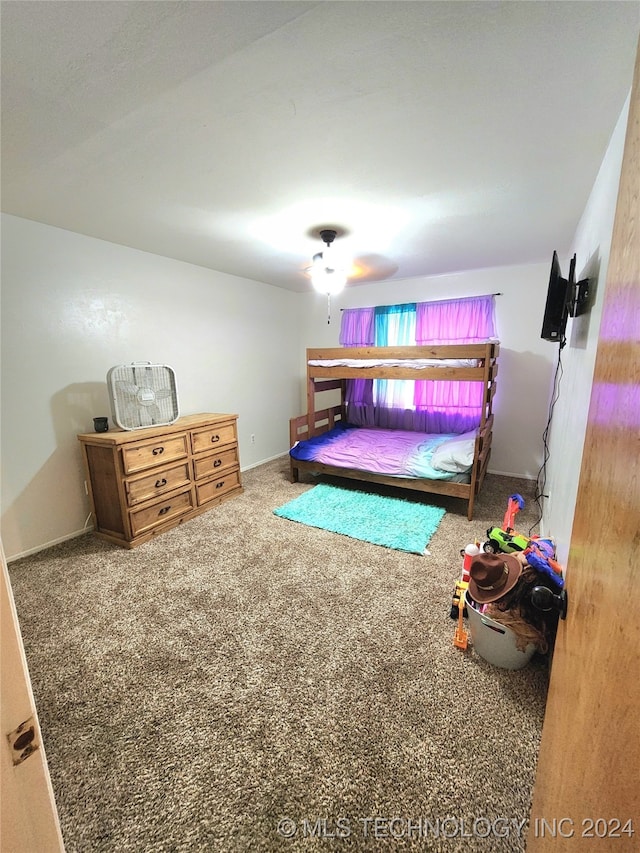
158;505;171;516
152;446;165;456
155;478;167;488
215;481;225;490
210;434;220;443
213;459;222;469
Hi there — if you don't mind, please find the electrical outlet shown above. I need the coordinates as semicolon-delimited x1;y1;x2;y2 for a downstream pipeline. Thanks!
250;434;255;444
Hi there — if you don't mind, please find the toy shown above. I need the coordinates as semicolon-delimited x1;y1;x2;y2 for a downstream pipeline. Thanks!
450;542;481;618
450;579;469;619
503;493;525;532
483;493;529;553
461;541;482;575
527;537;557;564
523;540;564;588
483;527;530;554
453;590;469;650
484;525;565;588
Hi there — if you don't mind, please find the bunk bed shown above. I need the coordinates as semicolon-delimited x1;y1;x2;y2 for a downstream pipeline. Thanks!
288;341;499;521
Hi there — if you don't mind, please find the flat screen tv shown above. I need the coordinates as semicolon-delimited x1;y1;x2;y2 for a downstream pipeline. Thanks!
541;251;572;343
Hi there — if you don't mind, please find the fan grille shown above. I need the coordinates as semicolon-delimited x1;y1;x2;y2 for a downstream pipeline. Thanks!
107;363;179;430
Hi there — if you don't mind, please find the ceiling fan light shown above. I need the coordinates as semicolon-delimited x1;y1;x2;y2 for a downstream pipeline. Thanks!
308;227;350;294
311;266;346;295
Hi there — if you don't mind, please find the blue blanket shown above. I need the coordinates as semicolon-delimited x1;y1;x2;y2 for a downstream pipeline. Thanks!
290;422;355;461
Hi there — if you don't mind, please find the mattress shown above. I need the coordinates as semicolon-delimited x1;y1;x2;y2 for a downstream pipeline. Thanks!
290;423;472;482
308;357;479;369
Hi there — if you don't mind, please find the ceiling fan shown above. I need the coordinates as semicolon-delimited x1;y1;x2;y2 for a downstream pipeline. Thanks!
307;226;398;287
306;226;399;322
309;229;348;294
307;228;349;324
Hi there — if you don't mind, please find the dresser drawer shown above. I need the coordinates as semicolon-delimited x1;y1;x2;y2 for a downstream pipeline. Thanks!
129;488;195;537
191;422;237;455
192;447;238;481
125;462;191;507
121;433;189;475
196;470;241;505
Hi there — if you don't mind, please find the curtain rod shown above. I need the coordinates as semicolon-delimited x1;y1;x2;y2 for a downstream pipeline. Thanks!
339;293;503;310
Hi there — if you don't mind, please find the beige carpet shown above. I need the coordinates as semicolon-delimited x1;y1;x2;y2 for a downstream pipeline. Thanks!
8;457;550;852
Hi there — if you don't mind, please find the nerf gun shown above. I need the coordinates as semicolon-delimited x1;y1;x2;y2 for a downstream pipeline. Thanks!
503;493;525;532
523;539;564;588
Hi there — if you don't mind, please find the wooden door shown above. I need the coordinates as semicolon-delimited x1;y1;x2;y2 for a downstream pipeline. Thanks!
1;541;65;852
527;36;640;852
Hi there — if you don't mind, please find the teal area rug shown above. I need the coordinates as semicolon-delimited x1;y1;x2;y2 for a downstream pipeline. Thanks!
274;484;445;554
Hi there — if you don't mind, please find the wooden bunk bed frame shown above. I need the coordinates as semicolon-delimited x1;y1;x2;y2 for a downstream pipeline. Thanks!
289;341;499;521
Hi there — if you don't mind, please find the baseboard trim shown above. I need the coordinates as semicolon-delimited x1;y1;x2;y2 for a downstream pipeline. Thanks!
8;456;291;563
487;468;537;481
7;528;93;564
241;452;288;472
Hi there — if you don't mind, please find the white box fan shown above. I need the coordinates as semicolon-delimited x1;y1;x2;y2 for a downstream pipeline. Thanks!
107;362;180;430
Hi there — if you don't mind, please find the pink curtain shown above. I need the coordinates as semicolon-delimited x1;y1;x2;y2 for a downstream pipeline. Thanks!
339;296;497;433
414;295;496;344
413;295;496;432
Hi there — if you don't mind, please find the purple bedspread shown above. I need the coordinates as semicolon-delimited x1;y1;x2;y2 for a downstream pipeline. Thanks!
290;424;465;480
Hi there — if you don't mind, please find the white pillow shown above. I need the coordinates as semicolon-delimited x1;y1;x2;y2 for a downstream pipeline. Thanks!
431;430;478;473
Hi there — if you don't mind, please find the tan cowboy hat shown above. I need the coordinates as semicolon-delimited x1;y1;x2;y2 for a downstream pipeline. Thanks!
468;552;522;603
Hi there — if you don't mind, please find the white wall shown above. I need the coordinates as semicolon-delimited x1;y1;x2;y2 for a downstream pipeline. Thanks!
542;95;630;565
1;215;300;560
299;263;559;483
1;84;629;563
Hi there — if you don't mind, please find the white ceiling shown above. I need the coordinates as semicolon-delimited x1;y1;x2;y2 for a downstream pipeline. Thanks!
1;1;639;292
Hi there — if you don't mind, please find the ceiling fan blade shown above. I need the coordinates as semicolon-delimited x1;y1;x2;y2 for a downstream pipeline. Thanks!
348;253;399;283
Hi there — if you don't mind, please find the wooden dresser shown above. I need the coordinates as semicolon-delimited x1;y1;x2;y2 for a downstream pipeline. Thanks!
78;413;242;548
